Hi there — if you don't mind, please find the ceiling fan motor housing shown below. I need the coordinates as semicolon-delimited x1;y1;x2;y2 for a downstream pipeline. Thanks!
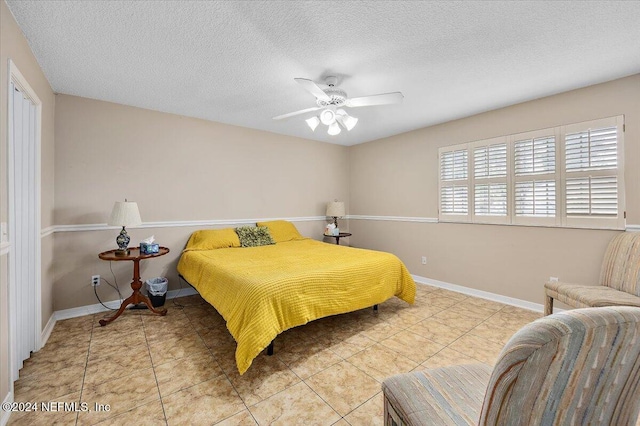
317;88;347;107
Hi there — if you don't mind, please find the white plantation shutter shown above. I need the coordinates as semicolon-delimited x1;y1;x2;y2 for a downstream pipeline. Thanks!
440;149;468;180
474;143;507;178
565;126;617;171
472;138;508;223
566;176;618;216
563;116;624;229
514;136;555;175
512;129;559;225
474;183;507;215
439;146;470;221
514;180;556;217
440;185;469;215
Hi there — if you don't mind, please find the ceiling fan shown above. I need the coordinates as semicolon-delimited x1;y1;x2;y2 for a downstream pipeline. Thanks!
273;76;403;136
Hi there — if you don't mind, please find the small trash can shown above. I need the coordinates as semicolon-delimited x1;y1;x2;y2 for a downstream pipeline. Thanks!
146;277;168;307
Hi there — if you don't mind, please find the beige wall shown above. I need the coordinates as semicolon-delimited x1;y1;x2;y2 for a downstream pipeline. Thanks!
53;95;349;310
1;0;56;406
349;75;640;305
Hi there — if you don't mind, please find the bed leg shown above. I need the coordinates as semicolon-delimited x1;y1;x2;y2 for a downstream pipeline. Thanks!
373;304;378;311
267;341;274;356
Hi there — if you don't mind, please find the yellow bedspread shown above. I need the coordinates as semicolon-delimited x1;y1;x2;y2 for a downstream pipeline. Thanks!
177;238;416;374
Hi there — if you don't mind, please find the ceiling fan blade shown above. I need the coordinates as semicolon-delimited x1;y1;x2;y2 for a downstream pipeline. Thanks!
273;106;322;120
294;78;330;101
346;92;404;108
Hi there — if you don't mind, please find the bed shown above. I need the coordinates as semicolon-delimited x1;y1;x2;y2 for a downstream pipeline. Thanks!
177;221;416;374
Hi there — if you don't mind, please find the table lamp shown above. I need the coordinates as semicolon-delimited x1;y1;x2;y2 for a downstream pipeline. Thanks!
108;200;142;256
326;201;345;228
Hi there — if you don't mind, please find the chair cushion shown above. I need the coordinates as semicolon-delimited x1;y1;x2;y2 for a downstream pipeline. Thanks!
545;281;640;308
382;364;492;426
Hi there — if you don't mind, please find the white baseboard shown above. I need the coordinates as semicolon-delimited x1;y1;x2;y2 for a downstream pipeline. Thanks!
1;391;13;426
412;274;563;314
40;313;56;347
54;286;199;321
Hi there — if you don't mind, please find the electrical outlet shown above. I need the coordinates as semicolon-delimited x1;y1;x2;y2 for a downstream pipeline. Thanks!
421;256;427;265
91;275;100;286
549;276;559;282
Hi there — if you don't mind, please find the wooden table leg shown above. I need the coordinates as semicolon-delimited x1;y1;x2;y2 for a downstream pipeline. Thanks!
99;258;167;326
98;292;167;326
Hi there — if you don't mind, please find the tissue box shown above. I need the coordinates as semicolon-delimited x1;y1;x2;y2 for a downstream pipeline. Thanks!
140;242;159;254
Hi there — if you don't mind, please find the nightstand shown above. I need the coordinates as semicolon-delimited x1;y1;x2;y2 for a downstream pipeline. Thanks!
97;246;169;326
324;232;352;245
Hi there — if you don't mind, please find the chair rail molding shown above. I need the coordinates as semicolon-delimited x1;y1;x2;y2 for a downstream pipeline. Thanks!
348;215;438;223
36;218;640;234
42;216;328;233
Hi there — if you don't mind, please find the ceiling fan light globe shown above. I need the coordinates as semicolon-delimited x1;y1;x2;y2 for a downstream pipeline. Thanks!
305;116;320;131
342;115;358;131
327;122;341;136
320;109;336;125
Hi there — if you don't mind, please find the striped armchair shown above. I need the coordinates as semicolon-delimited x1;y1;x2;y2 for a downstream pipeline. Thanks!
544;232;640;316
381;306;640;426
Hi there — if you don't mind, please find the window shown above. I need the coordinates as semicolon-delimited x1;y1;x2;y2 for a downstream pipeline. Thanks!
438;116;625;229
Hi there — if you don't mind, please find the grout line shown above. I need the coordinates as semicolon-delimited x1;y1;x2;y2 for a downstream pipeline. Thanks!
141;314;169;426
435;306;511;366
299;381;342;421
76;314;97;426
341;391;382;422
185;308;260;425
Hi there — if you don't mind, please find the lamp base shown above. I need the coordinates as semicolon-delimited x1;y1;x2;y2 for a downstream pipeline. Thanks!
115;226;131;256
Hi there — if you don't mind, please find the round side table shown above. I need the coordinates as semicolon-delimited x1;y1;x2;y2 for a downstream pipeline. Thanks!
97;247;169;326
324;232;352;245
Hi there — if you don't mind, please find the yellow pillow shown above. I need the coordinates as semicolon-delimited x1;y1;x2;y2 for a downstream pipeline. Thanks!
184;228;241;251
256;220;304;243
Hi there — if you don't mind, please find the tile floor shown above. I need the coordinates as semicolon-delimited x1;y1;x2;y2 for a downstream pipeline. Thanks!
8;285;544;425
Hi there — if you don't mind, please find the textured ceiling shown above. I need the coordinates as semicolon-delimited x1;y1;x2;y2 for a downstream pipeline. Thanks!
6;1;640;146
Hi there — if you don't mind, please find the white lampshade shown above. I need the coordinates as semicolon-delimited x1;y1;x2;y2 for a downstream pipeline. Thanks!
327;122;341;135
326;201;345;218
108;201;142;227
306;116;320;131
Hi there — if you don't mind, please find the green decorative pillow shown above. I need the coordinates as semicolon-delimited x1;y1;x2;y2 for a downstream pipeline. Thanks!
235;226;275;248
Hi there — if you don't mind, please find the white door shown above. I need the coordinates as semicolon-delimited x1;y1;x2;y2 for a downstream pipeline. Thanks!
8;61;42;381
